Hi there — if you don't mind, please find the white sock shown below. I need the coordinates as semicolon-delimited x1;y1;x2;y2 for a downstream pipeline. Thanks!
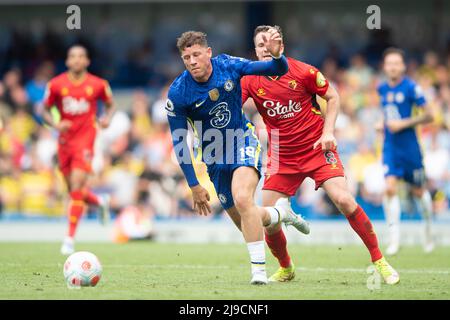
383;195;401;246
413;191;433;243
247;241;266;276
264;207;281;226
63;237;74;248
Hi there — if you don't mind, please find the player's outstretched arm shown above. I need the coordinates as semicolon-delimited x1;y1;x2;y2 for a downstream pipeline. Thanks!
241;55;288;77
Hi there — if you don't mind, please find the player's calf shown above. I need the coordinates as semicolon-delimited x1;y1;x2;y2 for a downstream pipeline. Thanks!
332;192;358;217
62;190;86;255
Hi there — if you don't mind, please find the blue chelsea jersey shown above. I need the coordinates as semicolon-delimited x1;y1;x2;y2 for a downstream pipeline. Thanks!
166;53;288;187
377;76;426;165
167;54;252;137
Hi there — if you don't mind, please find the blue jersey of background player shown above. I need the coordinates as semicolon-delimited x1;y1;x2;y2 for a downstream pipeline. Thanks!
378;47;435;256
378;71;427;183
165;30;309;285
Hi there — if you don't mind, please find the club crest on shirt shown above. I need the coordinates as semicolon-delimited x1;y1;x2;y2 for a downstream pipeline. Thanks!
209;88;220;101
61;87;69;96
85;86;94;96
288;80;298;90
218;193;227;204
257;88;266;96
224;80;234;92
395;92;405;103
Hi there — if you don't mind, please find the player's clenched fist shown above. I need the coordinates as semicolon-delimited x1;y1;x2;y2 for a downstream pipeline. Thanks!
262;28;283;59
191;184;212;216
98;115;112;129
313;132;338;151
55;120;72;133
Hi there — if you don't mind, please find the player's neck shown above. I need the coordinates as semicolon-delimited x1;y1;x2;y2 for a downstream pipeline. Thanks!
387;76;404;87
67;70;87;84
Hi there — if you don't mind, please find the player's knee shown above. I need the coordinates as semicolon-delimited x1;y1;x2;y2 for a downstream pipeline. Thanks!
333;192;356;213
385;186;397;198
233;193;253;214
69;179;84;192
411;187;424;198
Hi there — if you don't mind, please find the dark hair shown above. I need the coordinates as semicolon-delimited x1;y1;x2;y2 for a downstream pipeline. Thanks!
253;25;283;41
383;47;405;61
67;44;89;58
176;31;208;53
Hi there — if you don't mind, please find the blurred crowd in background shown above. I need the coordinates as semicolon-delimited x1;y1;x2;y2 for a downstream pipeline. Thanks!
0;1;449;221
1;47;449;221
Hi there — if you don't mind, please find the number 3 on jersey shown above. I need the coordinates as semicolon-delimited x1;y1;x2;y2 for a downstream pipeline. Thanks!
209;102;231;128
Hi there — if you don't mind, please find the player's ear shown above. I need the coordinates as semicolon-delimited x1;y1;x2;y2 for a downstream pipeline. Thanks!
280;43;285;56
401;61;406;73
206;47;212;58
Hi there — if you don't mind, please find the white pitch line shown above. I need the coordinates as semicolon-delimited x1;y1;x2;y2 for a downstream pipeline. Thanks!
1;263;449;275
102;264;450;274
296;267;450;275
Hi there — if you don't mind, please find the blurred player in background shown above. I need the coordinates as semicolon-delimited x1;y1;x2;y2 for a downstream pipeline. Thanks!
241;25;399;284
42;45;115;255
166;30;309;285
378;48;435;255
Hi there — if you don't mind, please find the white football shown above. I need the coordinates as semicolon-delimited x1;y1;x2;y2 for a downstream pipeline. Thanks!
63;251;102;288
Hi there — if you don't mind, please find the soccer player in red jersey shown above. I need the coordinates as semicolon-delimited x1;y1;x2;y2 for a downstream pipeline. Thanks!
42;45;115;255
241;25;400;284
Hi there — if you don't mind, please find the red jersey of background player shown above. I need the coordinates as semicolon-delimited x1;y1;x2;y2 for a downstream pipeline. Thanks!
44;72;113;149
242;57;330;174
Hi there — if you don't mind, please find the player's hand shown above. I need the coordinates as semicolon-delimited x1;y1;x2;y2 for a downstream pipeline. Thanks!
386;120;405;133
374;120;384;132
191;184;212;216
55;120;72;133
263;28;283;58
98;116;112;129
313;132;337;151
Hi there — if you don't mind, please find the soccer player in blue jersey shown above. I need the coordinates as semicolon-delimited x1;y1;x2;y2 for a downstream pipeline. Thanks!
165;30;310;285
378;48;435;255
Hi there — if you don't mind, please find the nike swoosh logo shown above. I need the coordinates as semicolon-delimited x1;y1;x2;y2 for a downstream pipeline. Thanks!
195;100;206;108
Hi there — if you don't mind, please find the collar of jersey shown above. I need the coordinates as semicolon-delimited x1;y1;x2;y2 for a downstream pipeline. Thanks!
266;76;280;81
387;76;407;89
66;72;88;86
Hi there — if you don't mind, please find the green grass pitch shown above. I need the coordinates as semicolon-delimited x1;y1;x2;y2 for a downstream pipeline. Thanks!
1;242;449;299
